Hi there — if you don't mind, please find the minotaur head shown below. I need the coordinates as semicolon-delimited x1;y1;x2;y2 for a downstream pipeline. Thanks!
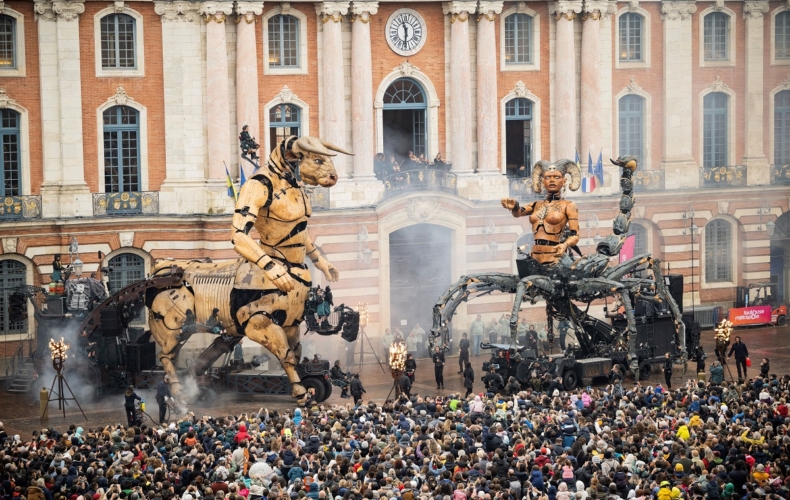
283;136;354;188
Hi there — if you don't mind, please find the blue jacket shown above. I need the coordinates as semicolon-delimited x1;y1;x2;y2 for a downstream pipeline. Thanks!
530;469;545;490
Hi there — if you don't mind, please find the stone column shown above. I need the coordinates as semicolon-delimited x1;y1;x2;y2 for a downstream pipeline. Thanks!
317;2;350;178
443;1;477;173
235;2;263;150
661;1;697;189
580;1;613;156
350;2;377;180
550;1;582;160
744;1;770;185
200;2;234;185
476;1;503;173
155;1;207;214
35;0;90;218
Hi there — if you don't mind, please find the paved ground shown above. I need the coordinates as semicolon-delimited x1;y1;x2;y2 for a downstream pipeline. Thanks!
1;323;786;437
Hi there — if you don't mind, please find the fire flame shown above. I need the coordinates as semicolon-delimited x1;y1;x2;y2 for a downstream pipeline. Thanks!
714;319;732;344
389;341;407;379
357;302;369;328
49;337;69;360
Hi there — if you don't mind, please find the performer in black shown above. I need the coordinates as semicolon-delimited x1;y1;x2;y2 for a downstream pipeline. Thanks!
727;336;749;381
432;344;448;390
239;125;259;160
330;360;351;398
405;353;417;384
458;332;470;374
662;352;673;389
350;373;366;405
463;361;474;398
124;385;141;427
483;366;503;394
398;371;412;398
155;375;171;424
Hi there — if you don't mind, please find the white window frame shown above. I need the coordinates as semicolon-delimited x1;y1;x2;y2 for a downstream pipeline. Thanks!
262;86;310;159
94;6;145;78
769;83;790;165
0;94;31;196
698;84;736;168
500;4;540;72
0;7;25;78
628;222;651;257
102;247;151;327
96;96;149;193
499;82;542;174
263;6;308;76
698;7;736;68
701;217;738;289
771;6;790;66
614;7;650;69
614;84;652;170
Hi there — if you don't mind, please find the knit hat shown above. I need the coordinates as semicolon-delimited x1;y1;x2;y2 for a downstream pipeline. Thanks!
675;463;684;472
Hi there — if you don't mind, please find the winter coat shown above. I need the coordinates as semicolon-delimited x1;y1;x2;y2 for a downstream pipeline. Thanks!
530;469;545;490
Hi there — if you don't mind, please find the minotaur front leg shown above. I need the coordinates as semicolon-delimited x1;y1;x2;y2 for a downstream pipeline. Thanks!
148;286;195;398
243;315;306;399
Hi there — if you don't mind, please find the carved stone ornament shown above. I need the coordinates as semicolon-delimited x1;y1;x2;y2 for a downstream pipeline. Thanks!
406;198;441;223
154;1;201;22
199;2;234;22
2;238;17;254
52;0;85;21
350;1;378;23
743;1;769;19
633;206;646;220
276;85;295;104
781;75;790;90
709;75;729;92
660;1;697;21
235;1;263;21
119;232;135;248
549;0;583;20
626;77;642;94
113;1;125;13
443;1;477;22
628;0;640;12
397;61;419;78
477;1;504;20
0;88;17;109
583;0;616;19
110;85;131;106
713;0;724;11
515;2;531;14
316;1;349;23
513;80;531;98
718;201;730;215
0;2;5;15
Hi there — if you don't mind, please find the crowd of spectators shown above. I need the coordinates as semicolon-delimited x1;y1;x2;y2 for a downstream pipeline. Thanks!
1;370;789;500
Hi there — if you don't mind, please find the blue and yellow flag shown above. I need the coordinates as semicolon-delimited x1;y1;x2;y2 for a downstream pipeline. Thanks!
225;165;238;201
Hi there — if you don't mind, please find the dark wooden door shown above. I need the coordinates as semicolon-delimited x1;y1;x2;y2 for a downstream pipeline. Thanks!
389;224;452;335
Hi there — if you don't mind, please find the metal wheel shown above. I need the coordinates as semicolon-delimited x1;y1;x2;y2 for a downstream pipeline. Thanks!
563;369;579;390
302;377;326;402
192;387;217;406
320;377;333;401
777;315;786;326
639;362;651;380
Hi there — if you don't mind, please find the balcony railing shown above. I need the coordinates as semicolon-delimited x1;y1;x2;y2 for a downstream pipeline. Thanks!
383;169;457;198
304;186;330;211
632;170;665;192
508;177;544;201
699;165;746;189
771;164;790;185
92;191;159;216
0;195;41;220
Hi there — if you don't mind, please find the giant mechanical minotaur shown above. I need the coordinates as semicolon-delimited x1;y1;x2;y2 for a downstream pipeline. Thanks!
145;136;352;400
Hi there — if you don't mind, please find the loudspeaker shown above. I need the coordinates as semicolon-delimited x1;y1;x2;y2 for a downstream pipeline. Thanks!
100;307;123;337
46;296;65;316
666;274;684;314
126;342;156;372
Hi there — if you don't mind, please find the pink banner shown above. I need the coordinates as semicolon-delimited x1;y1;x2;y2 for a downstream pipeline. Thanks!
728;305;773;326
619;234;636;263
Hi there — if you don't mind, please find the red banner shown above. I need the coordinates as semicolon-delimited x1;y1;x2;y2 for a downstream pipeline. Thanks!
728;305;773;326
619;234;636;264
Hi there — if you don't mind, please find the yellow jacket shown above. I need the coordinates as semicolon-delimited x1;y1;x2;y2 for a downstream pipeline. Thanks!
676;424;690;440
689;415;702;428
741;430;765;446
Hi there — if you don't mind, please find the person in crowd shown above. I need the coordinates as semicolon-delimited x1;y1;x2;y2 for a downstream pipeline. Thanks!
516;164;530;178
374;152;388;179
462;361;474;398
487;318;499;344
469;314;485;356
405;353;417;384
517;317;529;347
406;329;420;361
409;323;426;359
662;352;673;389
727;335;749;381
431;344;448;390
527;324;538;352
483;365;503;394
498;314;510;344
397;370;412;398
349;372;366;405
761;357;771;378
709;359;725;384
458;332;470;374
123;385;141;427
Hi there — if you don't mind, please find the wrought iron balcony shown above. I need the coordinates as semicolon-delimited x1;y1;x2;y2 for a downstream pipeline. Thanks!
632;170;665;192
0;195;42;220
771;164;790;185
92;191;159;216
383;169;458;198
699;165;746;189
508;176;543;201
304;186;330;211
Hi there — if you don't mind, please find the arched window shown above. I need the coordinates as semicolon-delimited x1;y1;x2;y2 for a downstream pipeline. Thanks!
108;253;145;293
0;259;26;334
618;95;644;166
775;90;790;166
382;78;427;158
505;98;533;176
705;219;732;283
619;13;643;62
100;14;136;69
268;14;299;68
703;92;728;168
268;104;301;151
777;11;790;60
504;14;532;65
704;12;729;61
627;224;648;256
0;109;20;197
103;105;140;193
0;15;16;69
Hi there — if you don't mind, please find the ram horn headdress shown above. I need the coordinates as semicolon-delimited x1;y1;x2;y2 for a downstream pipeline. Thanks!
293;136;354;157
531;159;582;194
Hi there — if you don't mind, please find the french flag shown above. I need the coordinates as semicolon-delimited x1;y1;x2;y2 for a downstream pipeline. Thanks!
581;151;596;193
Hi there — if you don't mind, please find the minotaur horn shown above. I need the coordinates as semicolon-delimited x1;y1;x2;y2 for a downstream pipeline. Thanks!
531;159;582;193
320;140;354;156
531;160;550;194
293;136;334;156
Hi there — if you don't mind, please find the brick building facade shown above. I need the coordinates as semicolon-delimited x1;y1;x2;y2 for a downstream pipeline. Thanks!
0;0;787;358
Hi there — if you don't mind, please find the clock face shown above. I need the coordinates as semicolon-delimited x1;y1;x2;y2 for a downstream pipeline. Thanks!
386;9;427;57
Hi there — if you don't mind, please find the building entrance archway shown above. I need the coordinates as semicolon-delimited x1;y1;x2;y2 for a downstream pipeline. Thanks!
382;78;428;165
389;223;451;354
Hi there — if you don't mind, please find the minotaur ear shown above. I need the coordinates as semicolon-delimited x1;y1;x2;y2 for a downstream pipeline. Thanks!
284;150;300;161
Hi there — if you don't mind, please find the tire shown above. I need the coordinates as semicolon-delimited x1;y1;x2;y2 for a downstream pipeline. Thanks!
320;377;333;401
563;369;579;390
302;377;326;402
192;387;217;406
777;315;787;326
639;362;651;380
